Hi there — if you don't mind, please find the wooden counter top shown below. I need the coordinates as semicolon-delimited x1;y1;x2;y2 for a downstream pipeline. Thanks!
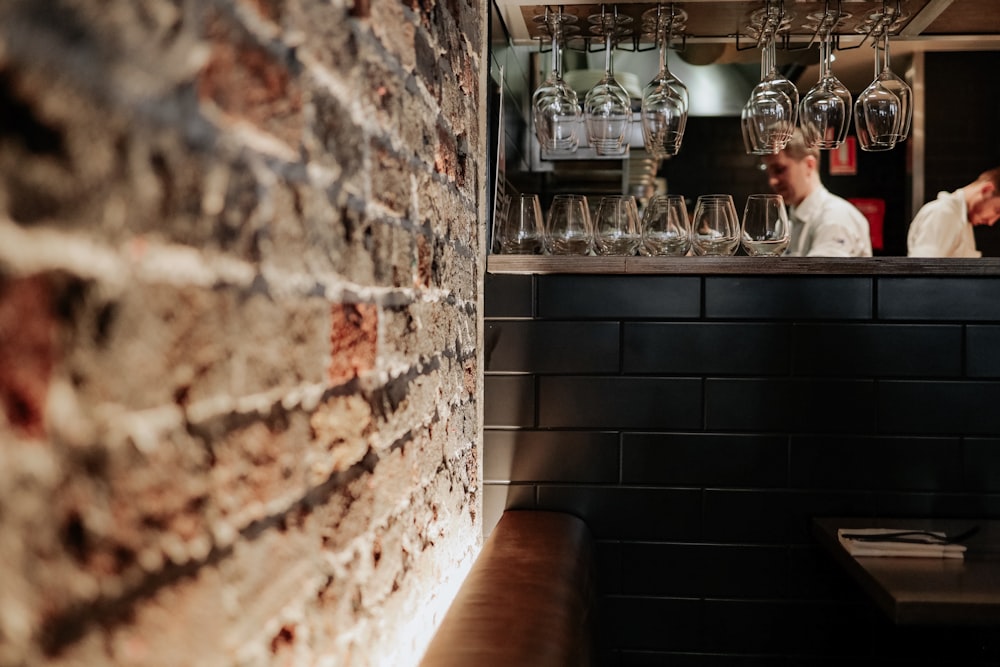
813;517;1000;626
488;256;1000;275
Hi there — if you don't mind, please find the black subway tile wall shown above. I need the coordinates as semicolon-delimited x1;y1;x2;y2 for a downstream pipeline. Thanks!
484;272;1000;664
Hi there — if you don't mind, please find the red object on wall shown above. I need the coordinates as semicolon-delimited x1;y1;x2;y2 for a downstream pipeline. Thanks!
849;197;886;252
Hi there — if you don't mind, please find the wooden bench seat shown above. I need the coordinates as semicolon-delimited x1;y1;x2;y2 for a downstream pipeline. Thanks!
419;510;598;667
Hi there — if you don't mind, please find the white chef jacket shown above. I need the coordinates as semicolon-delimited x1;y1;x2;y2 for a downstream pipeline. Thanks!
906;190;980;258
786;185;873;257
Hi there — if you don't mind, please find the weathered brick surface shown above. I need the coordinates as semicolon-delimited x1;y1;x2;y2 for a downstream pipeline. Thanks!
0;0;485;662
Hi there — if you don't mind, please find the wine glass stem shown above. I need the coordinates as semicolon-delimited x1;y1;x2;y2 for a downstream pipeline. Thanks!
658;19;672;74
604;32;614;77
551;26;562;80
819;35;832;79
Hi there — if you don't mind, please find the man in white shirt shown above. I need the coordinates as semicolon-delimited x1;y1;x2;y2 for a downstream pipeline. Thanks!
762;129;873;257
907;168;1000;257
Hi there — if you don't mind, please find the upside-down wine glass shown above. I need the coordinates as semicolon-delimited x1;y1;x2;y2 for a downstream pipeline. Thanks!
639;5;689;159
853;25;901;152
742;34;797;154
531;8;583;156
798;16;852;149
641;193;690;256
875;29;912;143
584;6;633;156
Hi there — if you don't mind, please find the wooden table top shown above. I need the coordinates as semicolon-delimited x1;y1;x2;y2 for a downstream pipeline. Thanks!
812;517;1000;626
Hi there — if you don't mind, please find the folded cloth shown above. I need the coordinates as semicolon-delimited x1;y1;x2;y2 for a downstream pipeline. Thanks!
837;528;967;559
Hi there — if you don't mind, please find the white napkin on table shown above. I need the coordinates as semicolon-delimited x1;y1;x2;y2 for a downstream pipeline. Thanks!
837;527;966;559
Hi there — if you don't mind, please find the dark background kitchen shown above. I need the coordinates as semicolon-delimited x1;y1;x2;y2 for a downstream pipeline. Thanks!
485;1;1000;664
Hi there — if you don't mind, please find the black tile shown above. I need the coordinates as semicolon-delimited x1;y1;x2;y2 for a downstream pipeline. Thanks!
878;277;1000;321
619;653;788;666
623;322;791;375
539;376;703;429
481;483;536;536
537;486;703;541
787;545;863;601
705;378;877;434
879;380;1000;435
789;435;962;491
792;323;962;377
963;438;1000;492
602;596;703;652
485;320;620;373
537;275;701;319
483;429;620;483
871;491;1000;519
596;540;622;595
620;543;788;598
484;273;533;317
704;489;874;545
704;276;872;320
483;374;535;427
967;325;1000;377
621;433;787;487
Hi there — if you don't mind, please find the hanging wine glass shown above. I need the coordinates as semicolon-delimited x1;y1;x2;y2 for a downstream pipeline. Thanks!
875;29;912;143
742;34;795;155
639;5;689;159
853;20;901;152
531;7;583;156
798;13;852;149
584;6;633;156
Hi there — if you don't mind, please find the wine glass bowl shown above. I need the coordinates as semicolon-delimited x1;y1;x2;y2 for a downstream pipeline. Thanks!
531;10;583;156
691;194;740;256
593;195;641;256
545;194;594;255
584;9;633;156
498;193;544;254
641;194;690;256
639;6;689;159
741;194;789;256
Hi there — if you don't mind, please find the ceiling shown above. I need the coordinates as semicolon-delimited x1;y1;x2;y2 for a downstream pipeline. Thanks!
497;0;1000;91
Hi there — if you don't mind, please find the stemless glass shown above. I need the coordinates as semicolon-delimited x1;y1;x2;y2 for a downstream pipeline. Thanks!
584;8;633;156
741;193;790;256
691;194;740;256
593;195;641;255
531;8;583;156
641;194;690;256
545;194;594;255
799;22;852;149
498;193;544;254
639;6;689;158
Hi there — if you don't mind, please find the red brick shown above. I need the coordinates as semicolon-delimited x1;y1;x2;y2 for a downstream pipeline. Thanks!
328;303;377;385
0;274;57;438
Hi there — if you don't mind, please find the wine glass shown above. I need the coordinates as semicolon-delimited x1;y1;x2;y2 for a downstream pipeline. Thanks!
854;21;902;152
742;35;796;155
531;8;583;156
584;7;633;156
741;193;789;256
799;18;852;149
594;195;641;256
639;6;689;159
641;194;690;256
497;193;543;254
545;194;594;255
875;30;912;143
691;194;740;256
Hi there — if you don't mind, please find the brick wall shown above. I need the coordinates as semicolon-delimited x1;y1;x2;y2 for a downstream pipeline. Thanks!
0;0;486;665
